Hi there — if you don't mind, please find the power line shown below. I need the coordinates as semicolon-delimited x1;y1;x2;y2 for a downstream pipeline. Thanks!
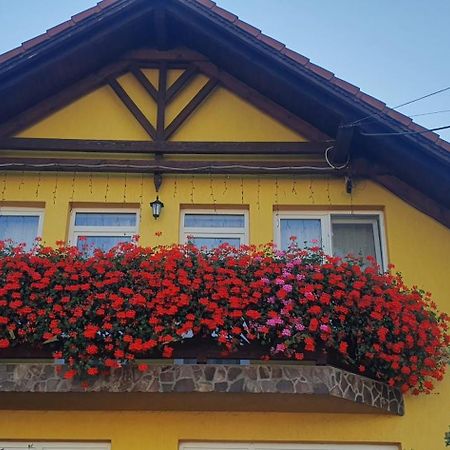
0;162;336;172
359;123;450;137
344;84;450;127
409;108;450;118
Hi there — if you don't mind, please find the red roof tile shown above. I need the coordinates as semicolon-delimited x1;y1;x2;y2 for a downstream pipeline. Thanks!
47;20;75;37
235;19;261;37
437;138;450;152
330;77;360;96
305;62;334;80
22;33;48;50
211;5;238;23
72;5;102;23
356;92;386;111
257;33;285;52
0;47;23;64
409;122;430;133
386;109;413;127
98;0;121;9
280;48;309;66
194;0;216;9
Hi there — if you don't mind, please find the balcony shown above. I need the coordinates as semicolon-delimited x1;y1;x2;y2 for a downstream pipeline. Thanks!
0;361;404;415
0;242;447;415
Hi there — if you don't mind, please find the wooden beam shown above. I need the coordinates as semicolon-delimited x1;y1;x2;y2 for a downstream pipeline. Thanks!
108;78;157;140
0;138;328;155
329;124;355;165
166;65;197;103
125;48;208;62
156;62;167;141
194;61;330;143
371;173;450;229
164;78;218;140
0;157;338;175
0;61;130;138
130;66;158;101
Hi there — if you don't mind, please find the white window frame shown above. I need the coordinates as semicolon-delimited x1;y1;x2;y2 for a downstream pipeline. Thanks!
0;206;44;246
181;442;398;450
180;209;249;247
0;443;110;450
68;208;139;247
275;210;388;270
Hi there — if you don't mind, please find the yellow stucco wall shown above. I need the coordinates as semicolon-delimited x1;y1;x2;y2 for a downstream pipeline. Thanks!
1;174;449;447
16;69;305;142
1;59;449;450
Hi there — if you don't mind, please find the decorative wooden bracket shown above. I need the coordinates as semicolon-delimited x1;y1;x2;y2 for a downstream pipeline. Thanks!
329;123;355;166
154;172;163;192
107;61;218;143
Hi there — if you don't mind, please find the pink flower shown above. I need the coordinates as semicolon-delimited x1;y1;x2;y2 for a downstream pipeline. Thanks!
275;343;286;353
282;284;292;292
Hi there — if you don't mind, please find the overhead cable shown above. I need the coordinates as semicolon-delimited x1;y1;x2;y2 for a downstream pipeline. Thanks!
344;84;450;127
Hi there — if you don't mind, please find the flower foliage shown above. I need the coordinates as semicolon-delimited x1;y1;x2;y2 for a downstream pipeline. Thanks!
0;239;448;394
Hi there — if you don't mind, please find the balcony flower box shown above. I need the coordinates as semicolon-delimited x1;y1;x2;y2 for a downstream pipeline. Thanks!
0;240;448;394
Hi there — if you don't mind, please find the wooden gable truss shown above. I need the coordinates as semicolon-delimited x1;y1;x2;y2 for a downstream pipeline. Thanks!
0;49;336;176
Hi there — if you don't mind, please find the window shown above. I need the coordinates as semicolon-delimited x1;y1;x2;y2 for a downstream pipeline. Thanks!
275;211;386;269
69;209;139;252
181;442;397;450
0;442;110;450
0;207;44;249
181;209;248;249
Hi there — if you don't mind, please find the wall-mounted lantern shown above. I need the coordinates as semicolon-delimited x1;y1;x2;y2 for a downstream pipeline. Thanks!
150;196;164;219
150;172;164;219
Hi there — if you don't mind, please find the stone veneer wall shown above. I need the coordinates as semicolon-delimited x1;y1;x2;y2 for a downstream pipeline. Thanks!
0;363;404;415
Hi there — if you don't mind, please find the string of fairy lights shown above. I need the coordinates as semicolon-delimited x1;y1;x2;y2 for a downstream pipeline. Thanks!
0;171;345;214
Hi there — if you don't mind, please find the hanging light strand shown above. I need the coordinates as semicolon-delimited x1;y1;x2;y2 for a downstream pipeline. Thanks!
18;171;25;191
326;177;332;205
104;174;110;202
190;175;195;204
257;176;261;211
70;172;76;201
52;172;59;205
89;172;93;195
1;172;7;201
308;178;315;204
123;172;128;203
209;173;216;210
35;172;41;198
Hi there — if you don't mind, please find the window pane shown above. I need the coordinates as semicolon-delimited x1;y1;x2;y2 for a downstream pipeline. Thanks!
190;236;241;249
0;215;40;249
280;218;322;250
74;213;136;227
77;235;132;252
332;222;377;262
184;214;245;228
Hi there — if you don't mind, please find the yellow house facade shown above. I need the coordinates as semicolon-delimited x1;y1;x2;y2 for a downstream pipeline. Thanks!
0;1;449;450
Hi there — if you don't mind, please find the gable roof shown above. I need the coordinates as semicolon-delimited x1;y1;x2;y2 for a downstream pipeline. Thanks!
0;0;449;227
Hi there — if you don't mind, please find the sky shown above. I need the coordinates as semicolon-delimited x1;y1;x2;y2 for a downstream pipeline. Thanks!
1;0;450;140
